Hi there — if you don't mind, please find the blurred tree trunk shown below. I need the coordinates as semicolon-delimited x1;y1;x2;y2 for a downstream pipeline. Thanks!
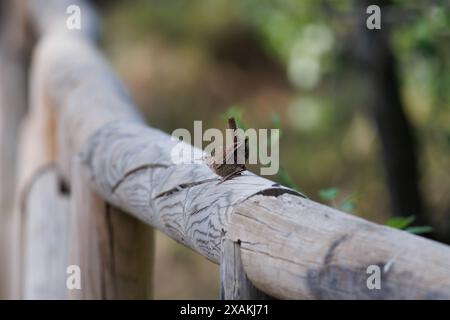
0;0;30;298
351;1;426;224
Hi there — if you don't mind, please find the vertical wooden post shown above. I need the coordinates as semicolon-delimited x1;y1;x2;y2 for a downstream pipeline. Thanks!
22;168;70;299
68;156;154;299
13;51;59;299
220;239;272;300
0;0;29;299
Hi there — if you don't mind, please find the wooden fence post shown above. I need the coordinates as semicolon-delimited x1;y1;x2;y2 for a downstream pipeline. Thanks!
22;168;70;299
68;156;154;299
14;29;60;299
0;0;29;299
220;239;272;300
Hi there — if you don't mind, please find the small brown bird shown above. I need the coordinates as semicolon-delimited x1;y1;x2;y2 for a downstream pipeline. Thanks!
205;117;249;182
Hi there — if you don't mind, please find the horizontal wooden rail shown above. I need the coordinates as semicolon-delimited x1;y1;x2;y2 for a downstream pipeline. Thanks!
24;0;450;299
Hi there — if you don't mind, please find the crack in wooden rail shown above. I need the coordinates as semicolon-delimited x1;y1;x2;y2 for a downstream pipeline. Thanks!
323;234;351;266
248;186;307;199
153;178;219;199
110;163;169;193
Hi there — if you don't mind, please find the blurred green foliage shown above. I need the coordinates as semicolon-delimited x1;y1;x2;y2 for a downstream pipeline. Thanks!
222;105;246;129
319;187;340;202
318;187;358;213
386;215;433;235
386;215;416;229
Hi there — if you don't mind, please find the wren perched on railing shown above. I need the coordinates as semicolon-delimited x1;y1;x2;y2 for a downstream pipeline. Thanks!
204;117;249;182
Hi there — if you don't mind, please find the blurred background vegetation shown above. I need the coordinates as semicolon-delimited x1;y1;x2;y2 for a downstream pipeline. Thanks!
93;0;450;298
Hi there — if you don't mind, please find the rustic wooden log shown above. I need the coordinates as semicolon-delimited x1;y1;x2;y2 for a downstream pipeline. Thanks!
22;167;70;299
69;156;153;299
228;194;450;299
26;0;450;299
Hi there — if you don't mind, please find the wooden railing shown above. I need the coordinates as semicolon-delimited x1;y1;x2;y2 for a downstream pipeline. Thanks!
1;0;450;299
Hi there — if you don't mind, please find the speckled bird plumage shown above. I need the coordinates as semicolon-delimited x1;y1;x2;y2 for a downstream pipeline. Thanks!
204;117;248;181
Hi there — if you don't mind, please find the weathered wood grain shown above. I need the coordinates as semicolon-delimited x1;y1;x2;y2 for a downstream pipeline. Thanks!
220;239;272;300
69;156;153;299
13;80;60;299
0;0;29;299
26;0;450;300
228;194;450;299
79;121;300;262
22;168;70;299
13;22;62;298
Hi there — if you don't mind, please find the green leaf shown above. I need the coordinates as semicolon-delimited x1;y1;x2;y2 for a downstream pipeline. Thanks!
269;112;282;146
318;187;340;202
271;111;282;129
386;215;415;230
446;131;450;147
340;195;357;213
276;166;300;191
222;105;246;129
404;226;433;235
